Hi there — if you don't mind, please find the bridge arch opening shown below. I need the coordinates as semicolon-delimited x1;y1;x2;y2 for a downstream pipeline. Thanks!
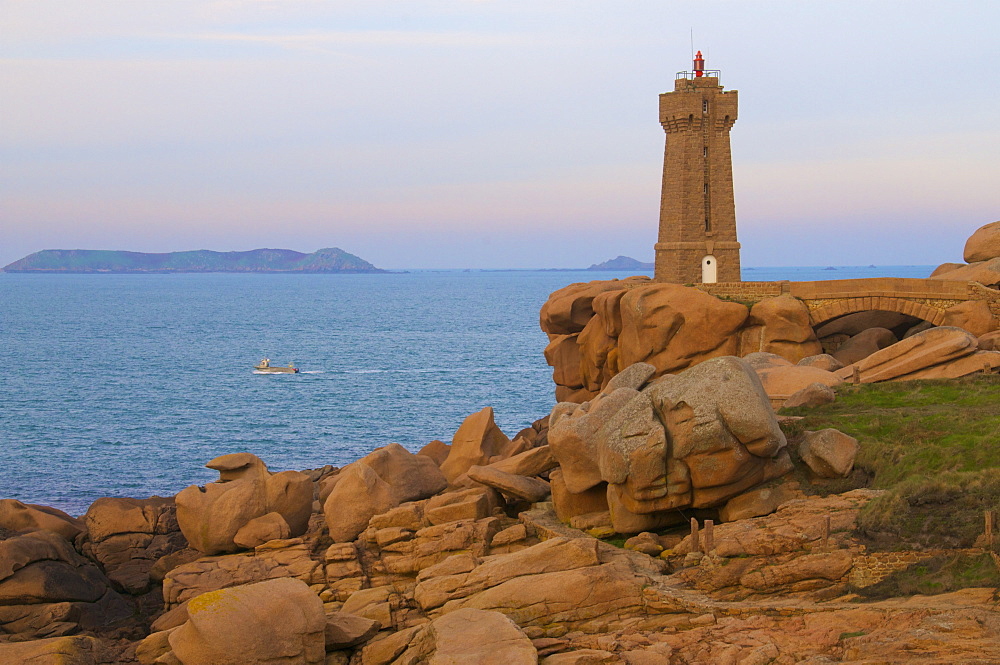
809;295;947;331
812;309;935;356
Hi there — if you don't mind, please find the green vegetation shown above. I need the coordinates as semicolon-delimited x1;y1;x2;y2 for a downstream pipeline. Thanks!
781;375;1000;551
855;552;1000;600
602;536;628;549
715;295;757;308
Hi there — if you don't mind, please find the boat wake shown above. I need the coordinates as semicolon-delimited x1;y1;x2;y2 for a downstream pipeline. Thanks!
252;369;323;374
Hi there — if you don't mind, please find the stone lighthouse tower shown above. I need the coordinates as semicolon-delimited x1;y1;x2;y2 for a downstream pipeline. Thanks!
654;51;741;284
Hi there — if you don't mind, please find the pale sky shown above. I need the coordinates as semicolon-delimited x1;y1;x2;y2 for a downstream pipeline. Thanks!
2;1;998;269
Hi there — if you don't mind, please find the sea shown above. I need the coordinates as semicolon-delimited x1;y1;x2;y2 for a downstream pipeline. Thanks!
0;265;934;516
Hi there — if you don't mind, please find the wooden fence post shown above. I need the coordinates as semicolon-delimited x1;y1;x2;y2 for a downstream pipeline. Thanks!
704;520;714;554
690;517;700;553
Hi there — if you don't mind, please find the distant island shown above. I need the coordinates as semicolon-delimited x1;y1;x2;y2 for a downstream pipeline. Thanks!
587;256;654;271
2;247;386;274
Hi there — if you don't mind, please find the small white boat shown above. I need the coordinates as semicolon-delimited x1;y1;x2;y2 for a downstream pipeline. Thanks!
254;358;299;373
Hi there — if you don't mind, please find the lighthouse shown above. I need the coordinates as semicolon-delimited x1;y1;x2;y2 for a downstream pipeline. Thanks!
654;51;741;284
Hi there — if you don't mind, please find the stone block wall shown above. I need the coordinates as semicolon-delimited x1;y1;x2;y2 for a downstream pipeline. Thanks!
847;549;984;588
696;281;786;301
655;75;741;284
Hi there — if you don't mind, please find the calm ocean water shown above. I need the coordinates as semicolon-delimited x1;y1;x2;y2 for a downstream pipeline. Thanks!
0;265;933;515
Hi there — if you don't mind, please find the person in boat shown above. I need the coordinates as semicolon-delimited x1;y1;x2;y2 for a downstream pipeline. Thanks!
260;358;270;368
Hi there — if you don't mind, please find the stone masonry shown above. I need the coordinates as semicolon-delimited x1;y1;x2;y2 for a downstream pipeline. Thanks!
696;277;1000;328
655;58;742;285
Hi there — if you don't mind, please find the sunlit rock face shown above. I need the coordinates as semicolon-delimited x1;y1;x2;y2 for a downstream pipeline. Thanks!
963;220;1000;263
175;453;313;555
539;280;824;404
324;443;447;544
548;357;791;534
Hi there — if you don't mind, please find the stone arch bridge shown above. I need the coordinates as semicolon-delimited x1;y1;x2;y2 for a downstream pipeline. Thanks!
696;278;1000;328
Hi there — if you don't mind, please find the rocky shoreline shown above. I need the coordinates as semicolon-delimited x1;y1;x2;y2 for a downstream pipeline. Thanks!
2;223;998;664
3;353;999;664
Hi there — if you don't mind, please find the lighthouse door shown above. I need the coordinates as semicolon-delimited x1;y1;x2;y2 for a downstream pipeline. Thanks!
701;255;718;283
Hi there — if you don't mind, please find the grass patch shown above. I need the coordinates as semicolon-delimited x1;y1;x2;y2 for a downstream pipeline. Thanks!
856;471;1000;549
714;295;757;308
854;552;1000;600
780;374;1000;550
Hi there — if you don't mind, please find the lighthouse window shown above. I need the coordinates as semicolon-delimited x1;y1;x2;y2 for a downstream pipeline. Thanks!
702;99;708;113
703;146;708;157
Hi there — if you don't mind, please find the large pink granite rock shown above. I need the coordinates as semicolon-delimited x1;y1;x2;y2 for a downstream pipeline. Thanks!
798;429;859;478
83;496;185;595
0;531;131;639
361;608;536;665
176;453;313;555
963;220;1000;263
979;330;1000;351
0;636;102;665
549;358;792;534
718;481;805;522
324;611;379;650
485;445;557;478
930;262;965;277
548;388;641;495
581;289;631;391
738;295;822;362
417;439;451;466
929;257;1000;287
324;443;447;542
781;382;837;410
161;539;322;609
751;357;843;407
540;281;830;405
233;512;291;549
832;327;898;366
834;326;980;383
617;284;749;374
440;407;518;482
889;349;1000;380
539;280;639;335
942;300;998;337
797;354;845;372
0;500;84;541
548;468;609;522
636;356;791;510
466;466;550;503
544;333;584;390
167;577;326;665
577;315;619;393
